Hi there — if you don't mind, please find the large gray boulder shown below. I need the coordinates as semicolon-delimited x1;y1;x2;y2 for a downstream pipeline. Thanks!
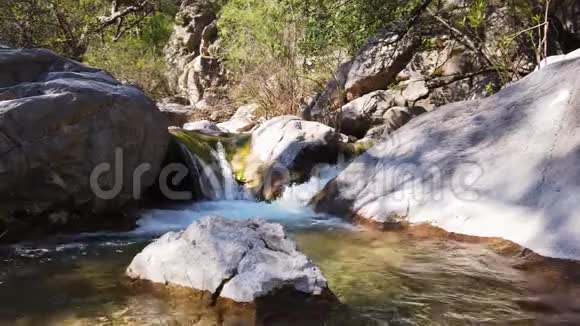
339;90;407;138
247;116;342;199
536;48;580;70
305;5;551;124
338;90;425;138
0;49;169;221
313;56;580;260
360;106;427;141
127;216;329;303
345;30;422;101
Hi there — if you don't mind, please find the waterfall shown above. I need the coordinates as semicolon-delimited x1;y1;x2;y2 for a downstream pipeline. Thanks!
274;164;340;208
136;155;349;235
178;141;251;201
212;142;252;200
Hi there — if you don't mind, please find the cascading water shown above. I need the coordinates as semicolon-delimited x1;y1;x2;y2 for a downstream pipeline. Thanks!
134;160;349;235
274;164;340;208
178;141;251;201
212;142;252;201
3;142;572;325
178;143;222;200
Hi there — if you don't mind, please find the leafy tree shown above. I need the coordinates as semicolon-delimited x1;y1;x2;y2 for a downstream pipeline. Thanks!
84;7;177;98
0;0;174;61
217;0;432;116
298;0;427;56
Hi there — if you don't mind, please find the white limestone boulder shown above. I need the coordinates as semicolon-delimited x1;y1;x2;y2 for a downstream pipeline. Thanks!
218;103;259;133
313;55;580;260
183;120;226;135
126;216;329;303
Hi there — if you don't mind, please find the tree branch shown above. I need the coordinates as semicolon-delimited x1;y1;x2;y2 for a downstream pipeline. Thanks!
426;7;494;67
97;0;153;31
425;68;498;89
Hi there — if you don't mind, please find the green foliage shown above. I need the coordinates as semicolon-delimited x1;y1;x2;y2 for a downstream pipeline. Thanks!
217;0;427;117
218;0;300;69
0;0;177;62
84;9;176;99
465;0;487;28
218;0;328;117
484;82;497;95
299;0;425;56
0;0;109;59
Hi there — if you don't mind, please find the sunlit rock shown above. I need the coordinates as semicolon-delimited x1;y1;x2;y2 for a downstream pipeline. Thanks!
313;56;580;260
0;48;169;229
127;216;330;303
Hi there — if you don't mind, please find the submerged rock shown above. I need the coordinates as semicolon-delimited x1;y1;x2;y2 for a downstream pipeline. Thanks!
312;55;580;260
0;48;168;229
126;216;330;303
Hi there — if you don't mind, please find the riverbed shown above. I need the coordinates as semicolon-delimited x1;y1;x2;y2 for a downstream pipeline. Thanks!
2;197;580;325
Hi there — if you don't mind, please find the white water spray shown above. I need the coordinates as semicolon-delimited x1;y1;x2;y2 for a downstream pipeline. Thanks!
136;146;349;235
212;142;252;200
274;164;340;208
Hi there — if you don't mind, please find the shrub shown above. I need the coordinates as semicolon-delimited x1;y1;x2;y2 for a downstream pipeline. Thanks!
84;8;177;99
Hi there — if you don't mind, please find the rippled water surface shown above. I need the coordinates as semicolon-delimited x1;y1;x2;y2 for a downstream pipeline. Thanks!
2;212;580;325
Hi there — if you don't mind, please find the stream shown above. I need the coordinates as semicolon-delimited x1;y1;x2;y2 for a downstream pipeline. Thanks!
1;163;580;325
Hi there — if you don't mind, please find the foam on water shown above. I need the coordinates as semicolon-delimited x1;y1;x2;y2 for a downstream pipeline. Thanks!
133;164;349;236
275;164;340;208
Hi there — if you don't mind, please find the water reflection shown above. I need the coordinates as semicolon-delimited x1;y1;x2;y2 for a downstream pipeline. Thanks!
2;228;579;325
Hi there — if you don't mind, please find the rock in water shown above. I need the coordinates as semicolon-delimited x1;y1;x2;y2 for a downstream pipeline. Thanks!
126;216;329;303
312;56;580;260
247;116;342;199
0;48;168;222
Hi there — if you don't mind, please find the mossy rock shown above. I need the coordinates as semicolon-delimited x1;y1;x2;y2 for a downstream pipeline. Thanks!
169;129;374;201
339;141;374;161
170;129;253;184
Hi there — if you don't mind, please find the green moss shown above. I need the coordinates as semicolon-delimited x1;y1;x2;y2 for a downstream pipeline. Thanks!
339;141;374;160
169;129;254;183
228;136;252;183
170;130;216;163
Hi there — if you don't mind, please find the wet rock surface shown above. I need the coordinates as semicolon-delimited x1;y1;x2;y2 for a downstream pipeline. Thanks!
127;216;330;303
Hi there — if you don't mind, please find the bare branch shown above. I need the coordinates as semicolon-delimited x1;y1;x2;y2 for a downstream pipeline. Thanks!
426;7;495;67
112;8;154;42
97;0;154;31
425;68;498;89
